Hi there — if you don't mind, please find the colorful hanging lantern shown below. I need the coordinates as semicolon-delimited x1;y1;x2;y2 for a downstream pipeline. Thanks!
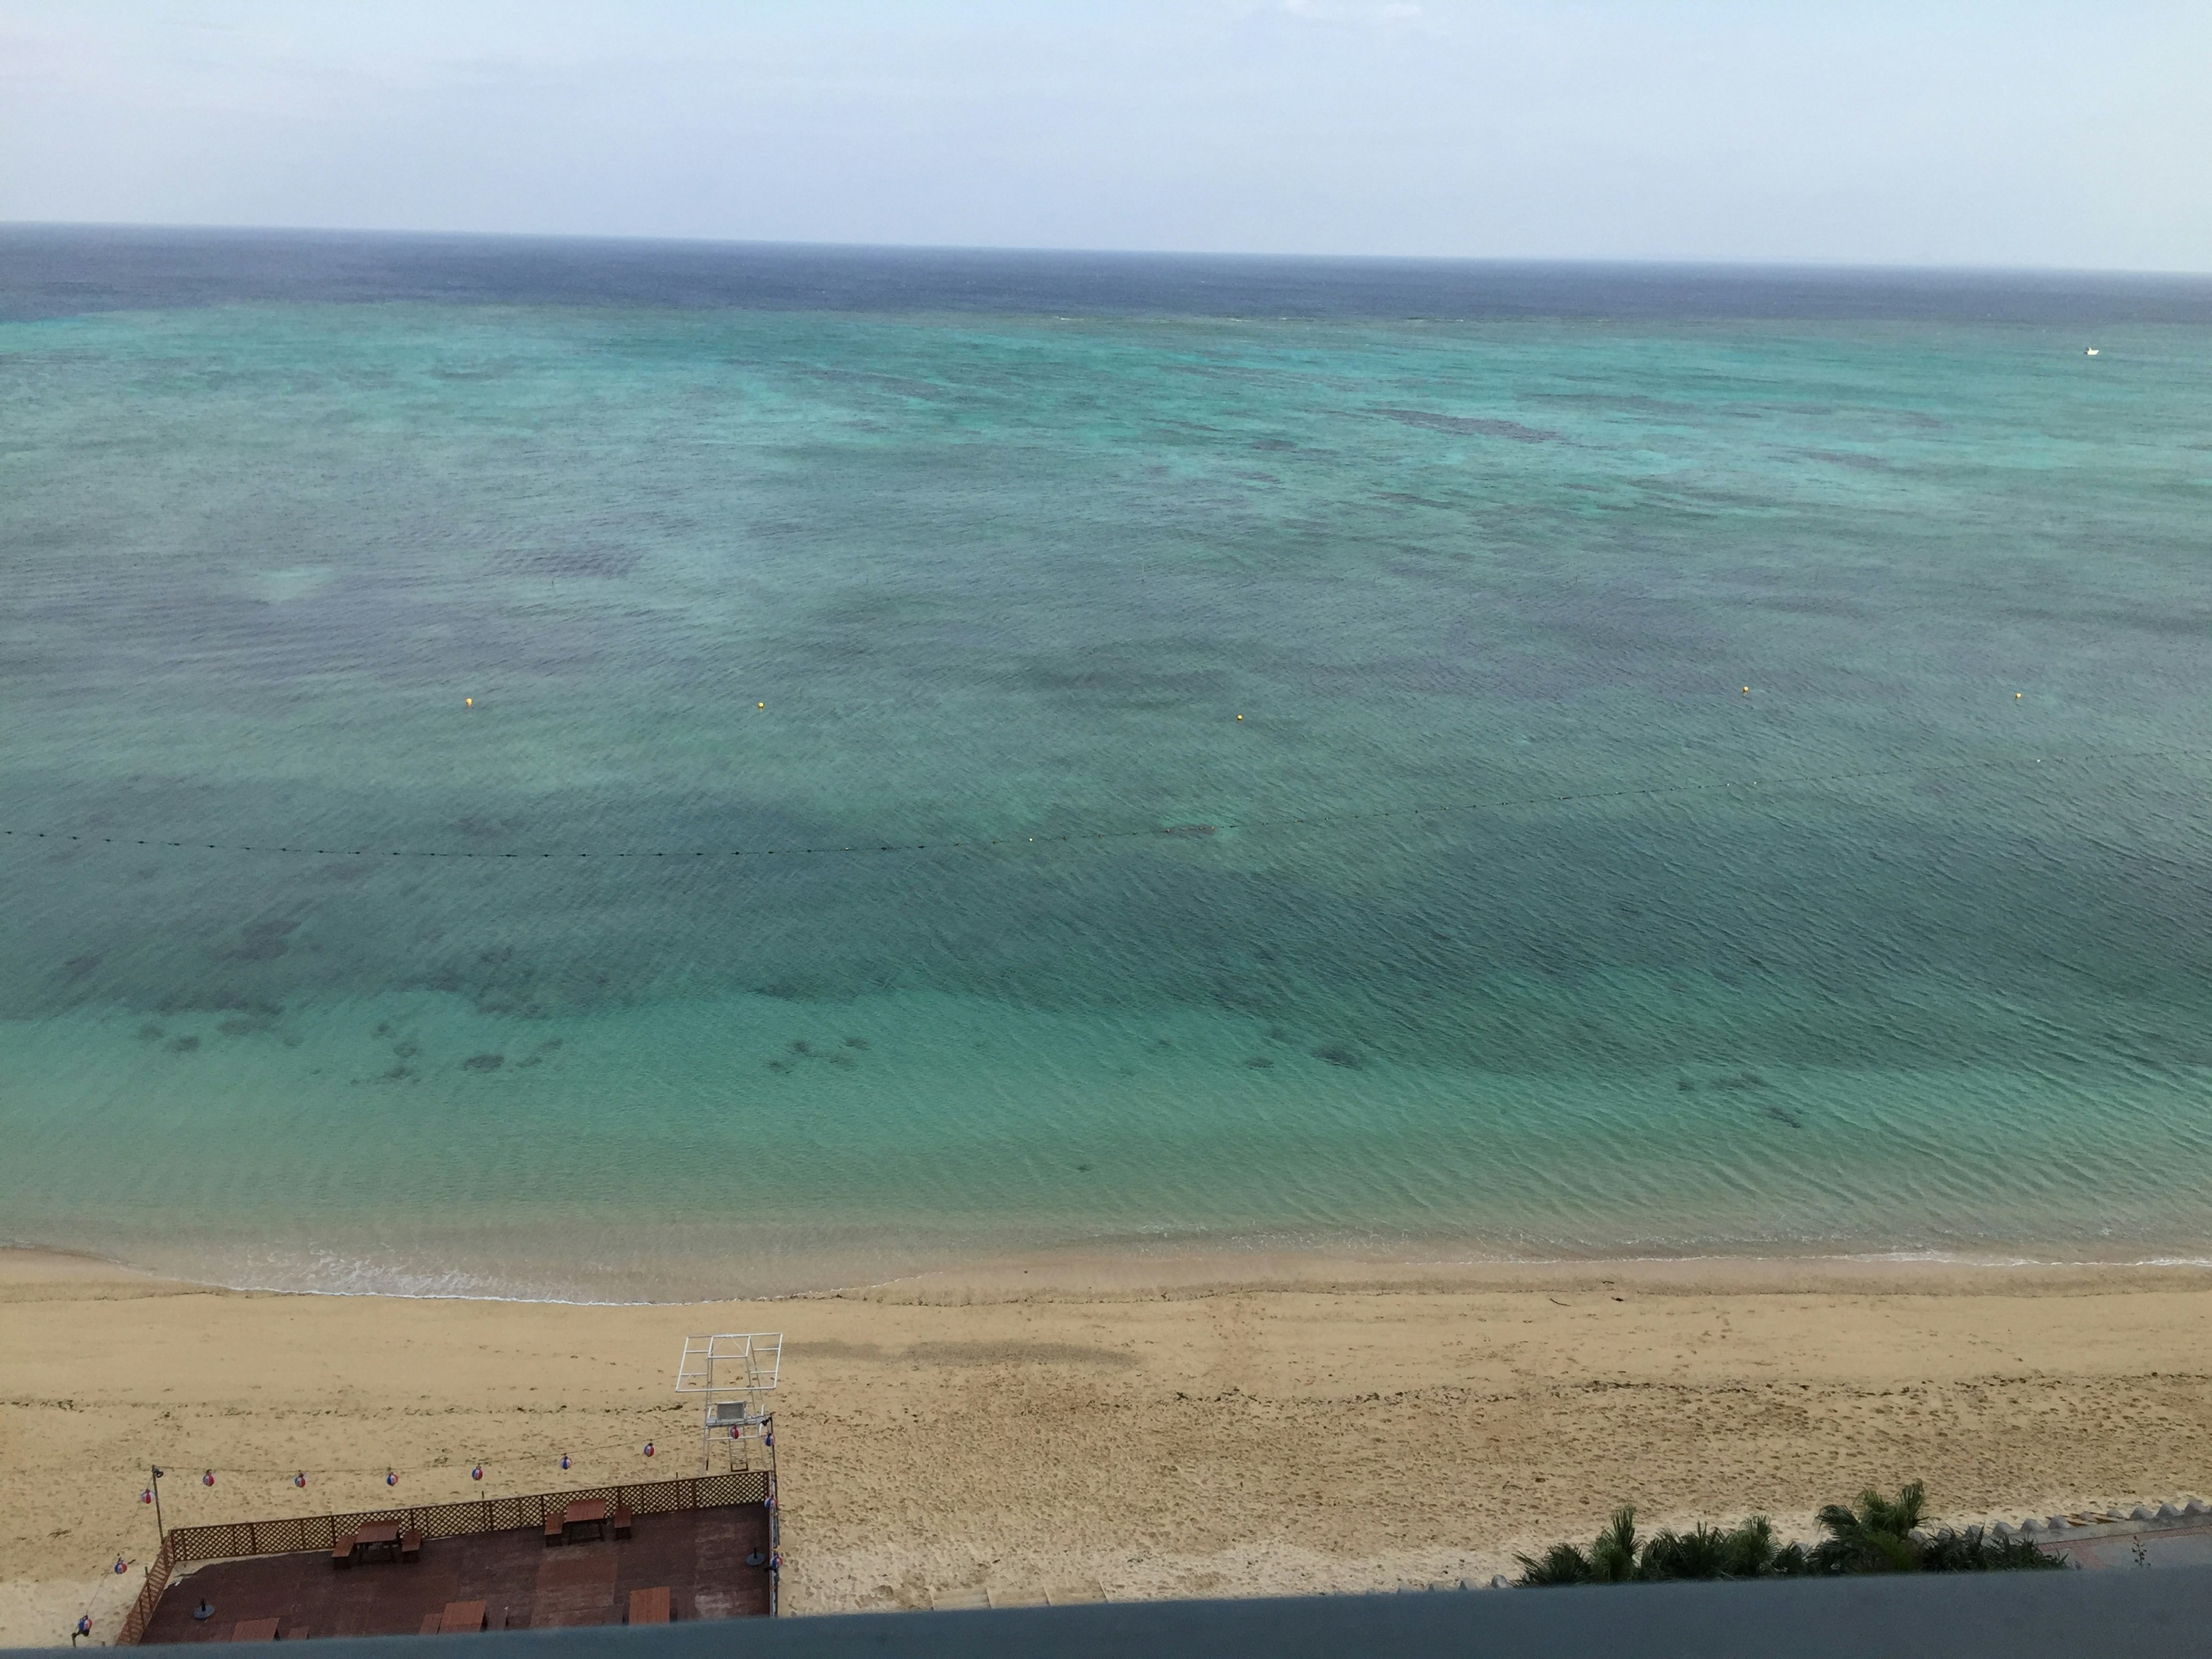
140;1490;153;1505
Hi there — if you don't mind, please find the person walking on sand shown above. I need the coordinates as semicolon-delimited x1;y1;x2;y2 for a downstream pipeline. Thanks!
73;1614;91;1646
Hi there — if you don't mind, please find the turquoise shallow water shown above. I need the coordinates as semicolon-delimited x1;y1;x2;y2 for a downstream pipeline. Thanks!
5;234;2212;1298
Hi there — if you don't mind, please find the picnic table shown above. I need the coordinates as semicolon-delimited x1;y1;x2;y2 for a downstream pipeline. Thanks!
229;1619;280;1641
627;1588;671;1626
438;1601;487;1634
334;1521;418;1567
560;1499;608;1544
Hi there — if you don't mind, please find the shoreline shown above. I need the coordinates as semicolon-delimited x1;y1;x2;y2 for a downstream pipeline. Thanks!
13;1237;2212;1309
7;1245;2212;1643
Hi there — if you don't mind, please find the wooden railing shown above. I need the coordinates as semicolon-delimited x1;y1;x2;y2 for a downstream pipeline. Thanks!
116;1532;176;1647
115;1471;770;1643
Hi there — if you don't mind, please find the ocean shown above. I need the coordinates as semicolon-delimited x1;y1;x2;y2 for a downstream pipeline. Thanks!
4;226;2211;1300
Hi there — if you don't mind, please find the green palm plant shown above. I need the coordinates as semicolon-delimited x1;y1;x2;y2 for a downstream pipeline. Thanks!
1917;1525;2069;1573
1514;1482;2059;1586
1638;1522;1730;1580
1588;1506;1641;1582
1513;1540;1594;1586
1513;1508;1639;1586
1814;1482;1926;1573
1635;1516;1812;1579
1718;1515;1781;1577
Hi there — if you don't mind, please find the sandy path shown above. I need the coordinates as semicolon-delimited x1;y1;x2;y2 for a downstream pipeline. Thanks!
5;1249;2211;1644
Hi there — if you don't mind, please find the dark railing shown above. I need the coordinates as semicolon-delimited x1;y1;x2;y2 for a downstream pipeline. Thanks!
101;1564;2212;1659
115;1471;770;1645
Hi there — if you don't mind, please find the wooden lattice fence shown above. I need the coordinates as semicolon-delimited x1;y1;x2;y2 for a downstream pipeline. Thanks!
116;1534;175;1647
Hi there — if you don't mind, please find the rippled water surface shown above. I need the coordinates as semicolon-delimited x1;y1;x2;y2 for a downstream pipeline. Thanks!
5;230;2211;1297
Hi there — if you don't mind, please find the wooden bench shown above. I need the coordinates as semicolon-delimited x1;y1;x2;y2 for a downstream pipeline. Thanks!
399;1531;421;1563
627;1588;670;1626
612;1506;632;1539
438;1601;487;1634
544;1513;564;1547
230;1619;281;1641
331;1532;355;1570
419;1615;441;1635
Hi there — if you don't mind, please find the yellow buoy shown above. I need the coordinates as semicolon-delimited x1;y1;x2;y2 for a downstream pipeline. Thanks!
465;698;472;707
758;702;765;709
1236;714;1243;721
1741;686;1750;695
2016;692;2022;699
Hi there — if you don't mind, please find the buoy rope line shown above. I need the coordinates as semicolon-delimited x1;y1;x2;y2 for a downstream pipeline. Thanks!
3;747;2203;865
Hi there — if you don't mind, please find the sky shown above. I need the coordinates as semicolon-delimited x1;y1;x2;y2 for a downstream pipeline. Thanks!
2;1;2207;270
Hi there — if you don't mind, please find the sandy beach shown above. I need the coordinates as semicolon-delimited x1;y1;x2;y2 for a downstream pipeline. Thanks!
5;1246;2211;1646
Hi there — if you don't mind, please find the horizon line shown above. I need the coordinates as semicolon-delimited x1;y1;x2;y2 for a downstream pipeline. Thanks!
6;218;2210;283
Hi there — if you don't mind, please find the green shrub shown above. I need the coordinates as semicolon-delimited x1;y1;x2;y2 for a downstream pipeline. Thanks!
1916;1525;2070;1573
1588;1508;1641;1582
1813;1481;1927;1573
1513;1484;2064;1586
1514;1540;1595;1586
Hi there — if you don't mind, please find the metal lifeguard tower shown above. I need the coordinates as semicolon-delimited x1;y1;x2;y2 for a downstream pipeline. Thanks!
674;1333;782;1471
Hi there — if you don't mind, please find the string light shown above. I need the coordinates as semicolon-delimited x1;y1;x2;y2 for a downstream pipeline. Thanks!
136;1423;692;1483
132;1413;775;1514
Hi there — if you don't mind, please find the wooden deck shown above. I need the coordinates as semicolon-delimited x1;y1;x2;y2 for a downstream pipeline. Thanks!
140;1504;770;1641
